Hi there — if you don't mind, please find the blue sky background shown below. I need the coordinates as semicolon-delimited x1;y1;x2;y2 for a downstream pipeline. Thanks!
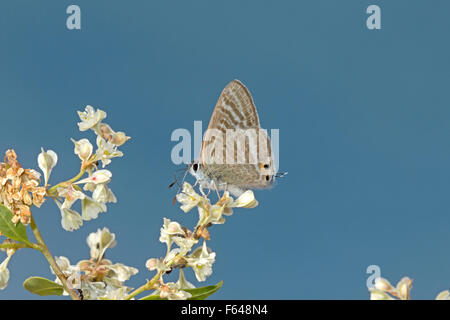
1;0;450;299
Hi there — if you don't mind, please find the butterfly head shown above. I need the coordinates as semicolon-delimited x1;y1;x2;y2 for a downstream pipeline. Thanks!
188;160;207;181
189;160;200;175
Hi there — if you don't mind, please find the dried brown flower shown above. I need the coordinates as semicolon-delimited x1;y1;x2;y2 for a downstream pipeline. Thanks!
0;149;46;225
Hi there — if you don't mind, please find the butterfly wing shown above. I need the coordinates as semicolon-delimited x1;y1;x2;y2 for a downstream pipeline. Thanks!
200;80;275;192
205;79;260;132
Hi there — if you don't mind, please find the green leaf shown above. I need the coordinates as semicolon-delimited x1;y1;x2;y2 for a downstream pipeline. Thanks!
140;293;164;300
186;281;223;300
140;281;223;300
23;277;64;296
0;204;32;245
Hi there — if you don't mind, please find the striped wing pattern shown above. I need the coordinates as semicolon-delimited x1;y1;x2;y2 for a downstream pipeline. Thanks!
200;80;274;191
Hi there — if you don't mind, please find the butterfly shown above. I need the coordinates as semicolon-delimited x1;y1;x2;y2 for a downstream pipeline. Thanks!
182;80;285;197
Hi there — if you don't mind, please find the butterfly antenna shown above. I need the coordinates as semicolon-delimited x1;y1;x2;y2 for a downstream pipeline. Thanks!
170;164;190;205
168;173;178;189
169;164;191;188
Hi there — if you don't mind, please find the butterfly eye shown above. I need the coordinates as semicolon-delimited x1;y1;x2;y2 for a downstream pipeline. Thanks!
192;163;199;172
264;164;269;169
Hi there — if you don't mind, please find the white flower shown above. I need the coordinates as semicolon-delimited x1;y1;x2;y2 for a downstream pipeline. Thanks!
369;276;413;300
176;269;195;290
165;248;181;262
92;183;117;203
374;277;394;292
108;263;139;282
198;204;225;226
396;277;413;300
160;282;192;300
81;196;107;221
50;232;137;300
54;256;77;273
99;123;115;140
57;185;86;210
197;190;258;225
77;105;106;132
111;131;131;146
209;204;227;224
99;286;129;300
185;241;216;282
176;184;258;225
37;148;58;186
436;290;450;300
71;138;93;161
51;256;81;295
146;258;171;274
81;281;107;300
369;289;394;300
145;258;158;271
176;183;206;213
96;136;123;168
172;236;198;255
87;227;117;261
55;199;83;231
75;169;112;185
61;208;83;232
159;218;185;248
0;254;12;290
228;190;258;212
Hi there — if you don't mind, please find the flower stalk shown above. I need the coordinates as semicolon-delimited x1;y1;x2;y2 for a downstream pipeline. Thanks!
29;215;81;300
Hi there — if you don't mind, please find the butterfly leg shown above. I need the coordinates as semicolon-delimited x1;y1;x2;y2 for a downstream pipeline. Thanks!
193;179;199;188
214;184;221;199
198;183;208;197
199;185;206;197
213;181;229;199
197;180;212;198
216;182;229;199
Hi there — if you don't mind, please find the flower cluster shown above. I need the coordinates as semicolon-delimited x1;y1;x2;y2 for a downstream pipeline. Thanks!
53;228;138;300
46;105;130;231
143;182;257;300
0;149;46;225
370;276;413;300
370;276;450;300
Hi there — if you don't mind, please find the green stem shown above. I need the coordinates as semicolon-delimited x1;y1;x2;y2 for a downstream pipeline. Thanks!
47;168;86;194
125;251;185;300
29;215;81;300
125;272;161;300
0;242;36;250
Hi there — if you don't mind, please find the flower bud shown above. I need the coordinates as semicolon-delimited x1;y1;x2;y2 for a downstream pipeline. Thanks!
0;254;12;290
374;277;394;292
146;258;158;271
99;123;115;141
369;289;393;300
75;170;112;185
111;131;130;146
71;138;93;161
232;190;258;208
396;277;412;300
436;290;450;300
167;221;184;235
37;148;58;185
